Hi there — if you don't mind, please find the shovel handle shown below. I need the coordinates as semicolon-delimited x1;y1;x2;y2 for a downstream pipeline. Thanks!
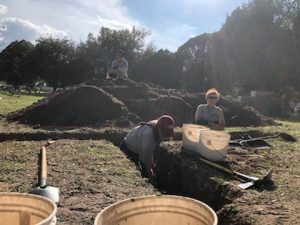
41;146;47;186
198;157;234;175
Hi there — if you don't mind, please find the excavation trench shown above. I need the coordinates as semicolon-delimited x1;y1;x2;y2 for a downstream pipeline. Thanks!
152;141;246;225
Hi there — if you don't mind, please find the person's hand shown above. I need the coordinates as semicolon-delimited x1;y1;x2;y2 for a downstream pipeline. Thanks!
146;164;158;187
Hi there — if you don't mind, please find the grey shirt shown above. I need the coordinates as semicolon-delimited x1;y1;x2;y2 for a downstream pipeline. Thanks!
124;125;158;166
195;104;223;124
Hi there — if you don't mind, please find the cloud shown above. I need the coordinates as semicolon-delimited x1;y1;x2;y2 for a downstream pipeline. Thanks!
96;16;133;30
0;0;140;50
0;17;68;50
0;4;7;15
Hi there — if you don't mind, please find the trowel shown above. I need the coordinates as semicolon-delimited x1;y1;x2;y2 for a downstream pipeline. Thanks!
30;145;60;204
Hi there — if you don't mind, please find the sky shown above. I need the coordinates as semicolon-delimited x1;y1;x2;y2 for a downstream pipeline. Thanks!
0;0;246;52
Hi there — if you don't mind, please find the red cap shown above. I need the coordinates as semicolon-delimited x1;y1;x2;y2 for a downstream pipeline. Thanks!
157;115;175;138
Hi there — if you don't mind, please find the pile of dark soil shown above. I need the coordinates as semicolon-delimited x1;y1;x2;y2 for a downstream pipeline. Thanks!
125;95;193;126
90;78;274;126
218;99;276;126
8;85;139;126
8;77;275;127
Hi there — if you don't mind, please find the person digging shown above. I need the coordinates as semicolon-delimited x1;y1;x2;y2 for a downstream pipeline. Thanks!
119;115;175;185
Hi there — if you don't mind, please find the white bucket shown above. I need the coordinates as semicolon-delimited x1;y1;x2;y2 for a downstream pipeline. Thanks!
182;124;209;151
197;130;230;162
94;195;218;225
0;192;57;225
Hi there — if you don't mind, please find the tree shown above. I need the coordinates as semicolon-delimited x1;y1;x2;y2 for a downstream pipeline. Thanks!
0;40;37;88
35;37;75;89
176;33;212;91
130;49;179;88
77;27;150;79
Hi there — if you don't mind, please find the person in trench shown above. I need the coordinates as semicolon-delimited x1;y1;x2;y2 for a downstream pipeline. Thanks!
195;88;225;130
119;115;175;184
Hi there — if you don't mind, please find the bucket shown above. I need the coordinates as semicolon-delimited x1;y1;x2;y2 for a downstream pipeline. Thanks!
94;195;218;225
182;124;209;151
0;192;57;225
197;130;230;162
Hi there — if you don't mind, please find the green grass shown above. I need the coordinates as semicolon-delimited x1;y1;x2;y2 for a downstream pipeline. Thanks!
0;92;43;115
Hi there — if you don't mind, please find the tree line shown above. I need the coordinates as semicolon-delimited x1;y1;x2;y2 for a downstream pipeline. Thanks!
0;0;300;96
0;27;150;90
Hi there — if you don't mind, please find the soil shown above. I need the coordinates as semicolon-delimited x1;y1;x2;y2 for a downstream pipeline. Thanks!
0;124;299;225
7;78;275;127
155;140;300;225
7;85;139;127
0;140;158;225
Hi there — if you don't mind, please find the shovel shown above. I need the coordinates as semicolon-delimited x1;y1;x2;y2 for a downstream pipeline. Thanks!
30;145;59;203
198;156;273;189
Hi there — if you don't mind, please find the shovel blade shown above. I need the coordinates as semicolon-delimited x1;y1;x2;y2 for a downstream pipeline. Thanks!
30;186;59;204
238;168;273;189
238;181;255;189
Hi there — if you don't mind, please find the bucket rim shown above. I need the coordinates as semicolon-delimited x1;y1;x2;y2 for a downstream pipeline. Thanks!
94;194;218;225
0;192;57;225
200;130;230;139
182;123;209;129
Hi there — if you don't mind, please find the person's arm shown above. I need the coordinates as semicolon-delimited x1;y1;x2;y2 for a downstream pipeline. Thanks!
210;109;225;130
140;128;157;182
195;105;202;123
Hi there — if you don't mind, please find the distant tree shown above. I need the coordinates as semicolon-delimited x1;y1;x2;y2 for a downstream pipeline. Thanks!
0;40;37;88
35;37;75;89
77;27;150;79
130;49;179;88
176;33;212;91
75;34;100;78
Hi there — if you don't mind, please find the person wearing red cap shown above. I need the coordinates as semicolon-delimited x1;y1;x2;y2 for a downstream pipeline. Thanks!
120;115;175;182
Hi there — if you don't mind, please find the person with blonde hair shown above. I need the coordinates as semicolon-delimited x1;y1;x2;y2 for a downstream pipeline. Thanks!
195;88;225;130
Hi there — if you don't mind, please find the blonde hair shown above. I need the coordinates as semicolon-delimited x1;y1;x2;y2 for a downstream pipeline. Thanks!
205;88;220;100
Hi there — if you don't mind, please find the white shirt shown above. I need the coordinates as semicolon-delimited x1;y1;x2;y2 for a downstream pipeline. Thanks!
111;58;128;78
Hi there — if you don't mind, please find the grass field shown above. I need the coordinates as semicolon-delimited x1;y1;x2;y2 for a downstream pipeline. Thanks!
0;92;43;115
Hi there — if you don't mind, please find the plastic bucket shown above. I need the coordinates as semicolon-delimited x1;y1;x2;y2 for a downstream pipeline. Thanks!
182;124;209;151
0;192;57;225
94;195;218;225
197;130;230;162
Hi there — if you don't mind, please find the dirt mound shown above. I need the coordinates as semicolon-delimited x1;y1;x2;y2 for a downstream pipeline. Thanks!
181;93;275;126
125;95;193;126
8;85;139;126
8;77;275;127
84;78;194;126
89;78;274;126
218;99;276;126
